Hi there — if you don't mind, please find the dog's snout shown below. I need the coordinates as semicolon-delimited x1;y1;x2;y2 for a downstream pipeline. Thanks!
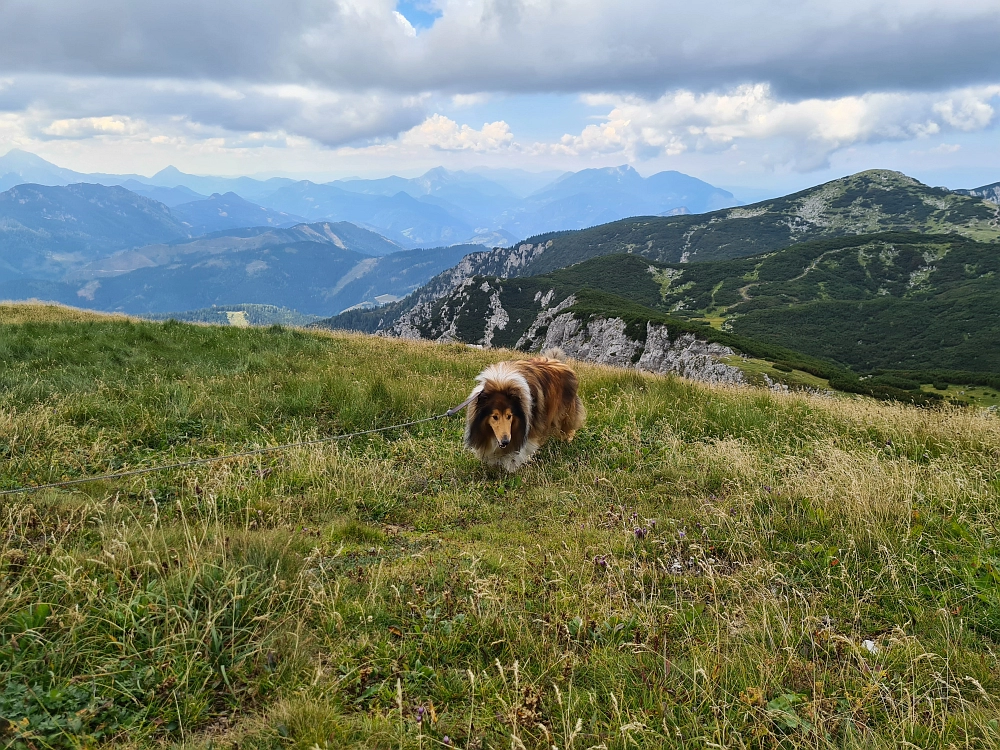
499;437;510;448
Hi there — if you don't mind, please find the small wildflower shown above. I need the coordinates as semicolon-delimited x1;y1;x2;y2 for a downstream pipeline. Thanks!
764;485;772;493
677;530;686;539
593;555;608;569
634;527;648;540
443;738;451;746
862;639;878;654
648;518;657;529
416;706;425;723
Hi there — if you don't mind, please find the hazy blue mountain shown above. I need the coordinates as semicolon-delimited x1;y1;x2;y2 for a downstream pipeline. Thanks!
145;166;298;203
492;165;738;238
0;149;84;190
1;230;475;317
260;181;475;248
0;149;152;192
333;167;519;225
68;222;404;283
467;167;566;197
0;150;745;251
170;192;308;234
0;183;189;281
324;245;476;314
955;181;1000;204
118;180;207;207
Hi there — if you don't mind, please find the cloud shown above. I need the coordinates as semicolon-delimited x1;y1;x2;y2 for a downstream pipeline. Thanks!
399;114;514;151
0;1;999;97
548;84;1000;170
42;115;144;139
0;1;998;175
0;75;428;148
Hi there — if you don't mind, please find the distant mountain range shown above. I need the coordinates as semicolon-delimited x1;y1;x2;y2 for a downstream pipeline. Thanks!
170;192;308;235
0;179;472;316
0;149;741;249
0;183;189;281
0;214;473;316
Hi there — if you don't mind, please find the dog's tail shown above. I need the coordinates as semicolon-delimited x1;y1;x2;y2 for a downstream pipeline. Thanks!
542;346;569;362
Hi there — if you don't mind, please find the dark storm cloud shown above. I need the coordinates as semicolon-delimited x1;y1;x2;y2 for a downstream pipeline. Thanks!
1;0;999;98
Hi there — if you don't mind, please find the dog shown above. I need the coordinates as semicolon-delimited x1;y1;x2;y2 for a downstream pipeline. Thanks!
463;349;585;472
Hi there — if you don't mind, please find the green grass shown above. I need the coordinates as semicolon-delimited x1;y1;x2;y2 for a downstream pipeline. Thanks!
1;304;999;749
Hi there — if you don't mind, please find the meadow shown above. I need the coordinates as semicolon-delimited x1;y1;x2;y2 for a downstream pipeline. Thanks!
1;303;998;749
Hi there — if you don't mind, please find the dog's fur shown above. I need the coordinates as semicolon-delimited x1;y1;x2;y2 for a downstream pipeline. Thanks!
463;349;586;472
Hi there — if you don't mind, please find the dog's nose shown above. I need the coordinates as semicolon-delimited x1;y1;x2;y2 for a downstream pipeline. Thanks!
499;438;510;448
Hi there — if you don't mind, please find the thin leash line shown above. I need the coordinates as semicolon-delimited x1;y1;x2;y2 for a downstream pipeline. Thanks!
1;402;473;498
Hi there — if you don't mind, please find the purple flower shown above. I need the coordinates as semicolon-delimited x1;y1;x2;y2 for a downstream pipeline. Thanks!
764;486;772;493
593;555;608;569
443;737;452;746
678;530;686;539
634;527;648;540
416;706;425;723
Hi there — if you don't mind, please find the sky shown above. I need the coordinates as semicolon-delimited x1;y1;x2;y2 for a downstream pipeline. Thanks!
1;0;999;194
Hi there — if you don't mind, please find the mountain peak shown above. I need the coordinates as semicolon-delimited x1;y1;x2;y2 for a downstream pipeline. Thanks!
152;165;187;180
0;149;68;173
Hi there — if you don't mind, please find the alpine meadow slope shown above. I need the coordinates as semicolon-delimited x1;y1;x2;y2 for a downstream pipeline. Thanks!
1;303;998;749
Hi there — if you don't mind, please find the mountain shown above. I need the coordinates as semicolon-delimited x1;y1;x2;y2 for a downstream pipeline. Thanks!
324;231;1000;401
0;149;85;191
955;181;1000;205
67;222;403;283
170;192;308;235
0;215;473;317
333;167;520;224
488;166;737;239
321;170;1000;398
402;169;1000;285
0;151;744;250
118;181;208;207
0;183;189;281
466;167;566;197
259;181;476;248
144;166;298;203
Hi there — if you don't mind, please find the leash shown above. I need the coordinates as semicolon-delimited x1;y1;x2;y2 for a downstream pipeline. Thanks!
0;398;475;497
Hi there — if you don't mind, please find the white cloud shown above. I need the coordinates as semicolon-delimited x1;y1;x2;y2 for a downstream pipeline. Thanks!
399;114;514;152
549;84;1000;171
42;115;144;139
392;11;418;38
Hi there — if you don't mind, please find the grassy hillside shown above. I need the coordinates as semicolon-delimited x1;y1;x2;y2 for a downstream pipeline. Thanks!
1;304;999;749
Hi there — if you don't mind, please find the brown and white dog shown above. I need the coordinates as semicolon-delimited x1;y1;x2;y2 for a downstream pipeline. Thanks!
463;350;585;472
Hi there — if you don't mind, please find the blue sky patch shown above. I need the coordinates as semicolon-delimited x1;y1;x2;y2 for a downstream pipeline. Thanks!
395;0;442;31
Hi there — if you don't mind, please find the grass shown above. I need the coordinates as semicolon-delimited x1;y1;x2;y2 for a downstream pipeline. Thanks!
721;356;834;392
918;384;1000;409
1;303;999;749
